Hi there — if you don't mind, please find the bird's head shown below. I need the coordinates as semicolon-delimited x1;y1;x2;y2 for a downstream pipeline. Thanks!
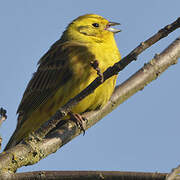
61;14;121;43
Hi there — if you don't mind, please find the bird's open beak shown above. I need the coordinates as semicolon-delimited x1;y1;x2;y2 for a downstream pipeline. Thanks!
106;22;121;33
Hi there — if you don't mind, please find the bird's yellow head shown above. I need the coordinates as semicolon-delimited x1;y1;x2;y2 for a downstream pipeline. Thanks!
61;14;121;43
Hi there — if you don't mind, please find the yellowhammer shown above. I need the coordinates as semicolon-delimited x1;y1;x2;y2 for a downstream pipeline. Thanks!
5;14;121;150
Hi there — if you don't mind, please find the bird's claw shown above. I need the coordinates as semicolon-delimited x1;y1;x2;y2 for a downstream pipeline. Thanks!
68;112;86;135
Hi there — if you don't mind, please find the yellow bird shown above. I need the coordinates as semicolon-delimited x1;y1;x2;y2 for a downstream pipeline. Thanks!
5;14;121;150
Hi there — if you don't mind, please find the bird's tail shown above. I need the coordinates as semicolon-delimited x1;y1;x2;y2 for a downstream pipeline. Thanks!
4;128;20;151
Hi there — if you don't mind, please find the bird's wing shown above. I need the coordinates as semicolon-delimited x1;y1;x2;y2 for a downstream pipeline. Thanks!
16;40;90;128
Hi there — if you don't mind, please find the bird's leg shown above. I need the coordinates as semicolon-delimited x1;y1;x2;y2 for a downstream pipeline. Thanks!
68;111;86;135
90;60;104;83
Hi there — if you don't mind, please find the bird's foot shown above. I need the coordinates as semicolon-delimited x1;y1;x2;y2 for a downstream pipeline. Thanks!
68;112;86;135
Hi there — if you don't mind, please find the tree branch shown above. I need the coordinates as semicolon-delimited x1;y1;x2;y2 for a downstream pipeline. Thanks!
0;18;179;175
166;164;180;180
0;108;7;127
0;108;7;150
7;171;169;180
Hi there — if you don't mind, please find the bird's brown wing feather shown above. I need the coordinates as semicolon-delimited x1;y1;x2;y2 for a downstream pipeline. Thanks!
17;40;89;128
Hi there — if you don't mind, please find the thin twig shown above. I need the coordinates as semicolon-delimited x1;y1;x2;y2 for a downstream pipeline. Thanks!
0;107;7;127
0;107;7;153
90;60;104;82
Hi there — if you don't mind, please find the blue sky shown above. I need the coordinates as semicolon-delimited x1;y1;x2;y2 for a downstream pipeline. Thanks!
0;0;180;173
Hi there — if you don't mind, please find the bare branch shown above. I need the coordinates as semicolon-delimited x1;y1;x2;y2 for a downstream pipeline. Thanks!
166;164;180;180
0;107;7;127
0;107;7;150
8;171;169;180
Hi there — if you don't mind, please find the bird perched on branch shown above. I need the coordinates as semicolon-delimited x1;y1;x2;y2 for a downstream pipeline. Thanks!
5;14;121;150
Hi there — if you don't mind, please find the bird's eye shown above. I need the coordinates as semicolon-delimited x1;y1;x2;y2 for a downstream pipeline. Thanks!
92;23;99;27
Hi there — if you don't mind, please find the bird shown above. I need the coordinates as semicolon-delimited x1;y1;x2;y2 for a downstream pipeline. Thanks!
5;14;121;150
